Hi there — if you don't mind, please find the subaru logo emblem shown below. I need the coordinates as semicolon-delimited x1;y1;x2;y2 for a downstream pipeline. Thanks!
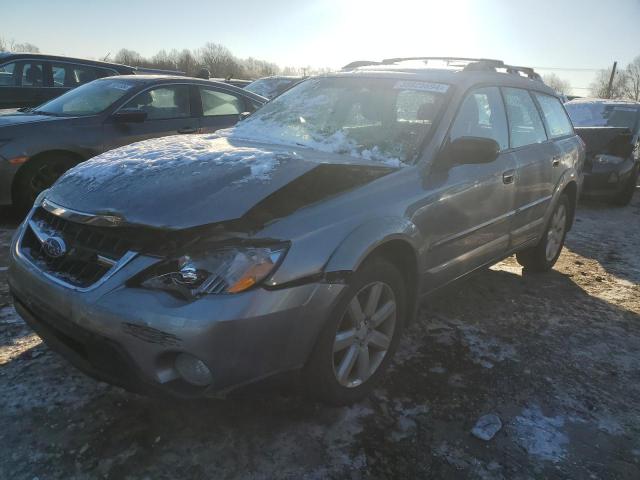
42;236;67;258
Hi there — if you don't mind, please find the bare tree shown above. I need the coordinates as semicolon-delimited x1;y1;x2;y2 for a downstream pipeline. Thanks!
13;42;39;53
199;42;242;79
590;68;628;99
114;48;143;66
0;37;6;51
623;56;640;101
542;73;571;94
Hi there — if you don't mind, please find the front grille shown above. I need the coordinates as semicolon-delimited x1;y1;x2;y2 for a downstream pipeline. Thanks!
20;207;135;288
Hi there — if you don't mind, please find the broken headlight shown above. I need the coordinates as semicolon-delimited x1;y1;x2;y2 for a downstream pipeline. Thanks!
139;245;287;299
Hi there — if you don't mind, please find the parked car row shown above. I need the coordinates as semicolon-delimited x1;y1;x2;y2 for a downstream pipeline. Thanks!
8;57;590;404
565;98;640;205
0;75;266;211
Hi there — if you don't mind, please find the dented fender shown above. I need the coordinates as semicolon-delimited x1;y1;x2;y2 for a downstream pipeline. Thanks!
324;216;423;275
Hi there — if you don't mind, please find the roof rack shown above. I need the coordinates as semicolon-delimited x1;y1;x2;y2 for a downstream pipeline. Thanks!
342;60;381;70
345;56;542;81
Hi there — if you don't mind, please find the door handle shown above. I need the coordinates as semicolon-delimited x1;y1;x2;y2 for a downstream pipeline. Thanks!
178;127;198;134
552;155;561;167
502;170;515;184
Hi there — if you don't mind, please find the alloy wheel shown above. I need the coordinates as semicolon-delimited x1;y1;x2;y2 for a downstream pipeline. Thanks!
545;204;566;261
332;281;397;388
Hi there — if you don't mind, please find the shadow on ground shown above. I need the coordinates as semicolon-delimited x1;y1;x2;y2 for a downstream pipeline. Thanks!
1;256;639;479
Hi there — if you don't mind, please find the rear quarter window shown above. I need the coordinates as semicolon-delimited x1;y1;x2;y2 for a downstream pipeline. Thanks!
534;92;573;138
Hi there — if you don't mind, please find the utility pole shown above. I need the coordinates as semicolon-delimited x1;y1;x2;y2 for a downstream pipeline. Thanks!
607;61;617;99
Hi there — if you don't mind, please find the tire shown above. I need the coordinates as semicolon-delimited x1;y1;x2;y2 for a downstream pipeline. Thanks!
12;154;77;214
610;165;638;206
516;194;570;272
304;258;407;405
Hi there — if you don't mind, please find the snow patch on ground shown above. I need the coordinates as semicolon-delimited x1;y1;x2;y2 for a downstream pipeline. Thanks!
509;405;568;462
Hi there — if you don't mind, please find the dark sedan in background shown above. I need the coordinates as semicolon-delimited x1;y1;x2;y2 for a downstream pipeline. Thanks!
244;76;303;99
0;52;139;109
565;98;640;205
0;75;266;211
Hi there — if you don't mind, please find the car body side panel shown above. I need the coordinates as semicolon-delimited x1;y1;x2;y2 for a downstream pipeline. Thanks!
509;142;554;247
416;153;517;293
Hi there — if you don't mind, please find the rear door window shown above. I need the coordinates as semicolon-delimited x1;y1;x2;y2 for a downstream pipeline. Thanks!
450;87;509;150
199;88;244;116
533;92;573;138
0;62;16;86
502;87;548;148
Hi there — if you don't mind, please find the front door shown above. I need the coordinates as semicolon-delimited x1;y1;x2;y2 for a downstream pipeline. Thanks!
418;86;516;291
103;84;200;150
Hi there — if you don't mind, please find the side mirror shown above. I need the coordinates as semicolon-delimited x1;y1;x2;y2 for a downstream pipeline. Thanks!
444;136;500;165
238;111;251;121
112;109;147;123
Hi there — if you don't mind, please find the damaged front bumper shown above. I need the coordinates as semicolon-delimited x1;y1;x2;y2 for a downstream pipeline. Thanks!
8;222;346;398
581;157;637;197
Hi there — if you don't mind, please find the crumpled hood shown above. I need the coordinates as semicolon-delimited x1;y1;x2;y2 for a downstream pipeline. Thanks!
46;135;397;230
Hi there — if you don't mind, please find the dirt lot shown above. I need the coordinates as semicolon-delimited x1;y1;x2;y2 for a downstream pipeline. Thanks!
1;195;639;480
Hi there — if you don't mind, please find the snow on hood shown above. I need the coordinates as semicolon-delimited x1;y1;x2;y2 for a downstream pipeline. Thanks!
47;134;395;230
220;125;403;168
61;135;278;191
60;135;281;191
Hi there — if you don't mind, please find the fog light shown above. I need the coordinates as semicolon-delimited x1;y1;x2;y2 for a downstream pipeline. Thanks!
175;353;213;386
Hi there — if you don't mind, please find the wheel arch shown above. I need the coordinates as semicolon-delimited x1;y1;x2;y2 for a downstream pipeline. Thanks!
561;180;578;230
324;217;423;325
11;149;86;204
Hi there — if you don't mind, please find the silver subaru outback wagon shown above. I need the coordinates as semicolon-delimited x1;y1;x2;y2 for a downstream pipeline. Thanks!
9;58;584;404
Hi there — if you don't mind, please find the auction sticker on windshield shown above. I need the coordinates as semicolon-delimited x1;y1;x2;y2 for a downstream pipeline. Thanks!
104;80;134;91
394;81;449;93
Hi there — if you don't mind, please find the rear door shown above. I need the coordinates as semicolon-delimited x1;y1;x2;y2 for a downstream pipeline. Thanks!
197;85;250;133
103;84;200;150
532;91;579;189
502;87;554;247
421;86;517;289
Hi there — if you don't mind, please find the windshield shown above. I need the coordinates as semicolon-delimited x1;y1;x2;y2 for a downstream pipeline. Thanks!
35;79;136;116
565;102;639;130
228;77;449;165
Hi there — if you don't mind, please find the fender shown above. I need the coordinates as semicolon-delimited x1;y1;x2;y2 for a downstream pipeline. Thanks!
324;215;423;274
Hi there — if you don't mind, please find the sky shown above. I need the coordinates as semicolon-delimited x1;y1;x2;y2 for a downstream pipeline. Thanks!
3;0;640;95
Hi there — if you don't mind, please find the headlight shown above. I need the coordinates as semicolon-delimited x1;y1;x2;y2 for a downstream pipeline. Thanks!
595;154;624;165
139;244;287;299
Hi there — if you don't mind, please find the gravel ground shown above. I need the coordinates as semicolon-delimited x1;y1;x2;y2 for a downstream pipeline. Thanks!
0;194;639;479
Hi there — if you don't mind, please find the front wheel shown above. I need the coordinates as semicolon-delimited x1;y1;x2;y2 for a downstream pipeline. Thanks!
12;155;77;214
305;258;406;405
516;194;569;272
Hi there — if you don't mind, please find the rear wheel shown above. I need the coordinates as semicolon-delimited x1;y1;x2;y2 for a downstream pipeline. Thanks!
610;164;638;206
12;154;77;213
516;194;569;272
305;258;406;405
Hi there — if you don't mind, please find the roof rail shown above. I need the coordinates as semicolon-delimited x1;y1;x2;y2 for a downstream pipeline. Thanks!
381;56;504;67
378;56;542;81
342;60;381;71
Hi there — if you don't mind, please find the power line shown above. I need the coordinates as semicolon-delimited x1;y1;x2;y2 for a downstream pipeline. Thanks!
532;66;604;72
